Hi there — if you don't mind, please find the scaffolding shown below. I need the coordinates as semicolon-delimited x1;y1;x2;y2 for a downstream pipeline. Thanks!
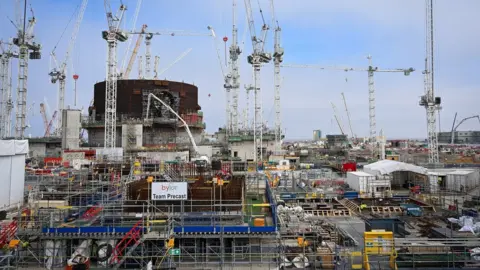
8;157;480;269
12;159;283;269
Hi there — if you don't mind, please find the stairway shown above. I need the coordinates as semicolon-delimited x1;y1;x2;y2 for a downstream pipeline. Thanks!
0;220;17;248
337;198;361;214
111;220;144;268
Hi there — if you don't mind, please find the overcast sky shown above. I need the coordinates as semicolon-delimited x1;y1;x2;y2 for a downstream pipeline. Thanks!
0;0;478;140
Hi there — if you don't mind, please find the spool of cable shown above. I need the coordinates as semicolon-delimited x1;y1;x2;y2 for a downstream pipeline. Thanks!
97;243;113;262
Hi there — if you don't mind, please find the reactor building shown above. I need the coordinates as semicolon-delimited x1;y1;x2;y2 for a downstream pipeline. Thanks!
82;79;206;149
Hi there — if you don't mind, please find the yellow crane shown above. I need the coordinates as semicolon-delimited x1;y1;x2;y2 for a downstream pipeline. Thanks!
122;24;147;79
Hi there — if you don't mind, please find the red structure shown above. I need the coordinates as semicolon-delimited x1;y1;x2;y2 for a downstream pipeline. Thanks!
111;220;143;265
342;162;357;172
0;220;17;248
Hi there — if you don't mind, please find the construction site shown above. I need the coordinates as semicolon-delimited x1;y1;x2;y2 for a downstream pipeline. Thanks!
0;0;479;269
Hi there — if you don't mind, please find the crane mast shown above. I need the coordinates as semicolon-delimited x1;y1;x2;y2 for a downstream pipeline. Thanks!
49;0;88;137
103;1;128;148
153;55;159;79
366;55;377;142
0;41;17;138
244;82;254;133
420;0;440;164
244;0;271;163
270;0;283;150
144;33;153;79
229;0;242;135
14;1;41;139
138;55;143;79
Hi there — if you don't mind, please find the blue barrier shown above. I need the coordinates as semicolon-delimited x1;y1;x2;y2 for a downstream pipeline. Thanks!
42;226;144;234
264;178;278;228
343;191;359;199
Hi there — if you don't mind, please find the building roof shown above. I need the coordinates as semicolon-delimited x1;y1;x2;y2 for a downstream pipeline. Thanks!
447;170;477;175
364;160;428;175
348;171;373;177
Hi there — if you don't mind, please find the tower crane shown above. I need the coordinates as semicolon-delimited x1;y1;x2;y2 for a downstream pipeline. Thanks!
122;24;147;79
419;0;441;164
103;0;128;148
208;26;231;135
451;115;480;144
270;0;284;150
282;59;414;144
12;1;41;139
49;0;88;137
244;0;272;163
341;92;355;140
228;0;242;135
330;102;345;135
0;40;18;138
48;0;88;136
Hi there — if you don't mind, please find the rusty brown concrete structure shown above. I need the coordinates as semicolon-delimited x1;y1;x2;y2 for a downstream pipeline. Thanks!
91;79;201;120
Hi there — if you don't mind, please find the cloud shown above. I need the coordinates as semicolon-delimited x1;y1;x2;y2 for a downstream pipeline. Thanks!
0;0;478;140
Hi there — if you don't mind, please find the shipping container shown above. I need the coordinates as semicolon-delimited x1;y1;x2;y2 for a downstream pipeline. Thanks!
446;170;480;192
346;171;390;198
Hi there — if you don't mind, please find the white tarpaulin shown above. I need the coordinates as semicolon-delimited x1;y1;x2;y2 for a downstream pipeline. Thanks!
0;140;28;209
364;160;428;176
0;140;29;156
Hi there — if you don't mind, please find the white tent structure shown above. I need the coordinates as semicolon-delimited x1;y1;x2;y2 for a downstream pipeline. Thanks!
0;140;29;209
364;160;428;176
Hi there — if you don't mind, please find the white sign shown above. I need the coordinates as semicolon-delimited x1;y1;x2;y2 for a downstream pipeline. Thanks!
151;182;188;201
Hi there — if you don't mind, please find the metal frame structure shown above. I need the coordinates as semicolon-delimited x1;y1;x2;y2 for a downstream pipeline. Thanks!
103;1;128;148
0;41;17;139
420;0;440;164
49;0;88;137
13;1;41;139
244;0;272;163
270;0;284;150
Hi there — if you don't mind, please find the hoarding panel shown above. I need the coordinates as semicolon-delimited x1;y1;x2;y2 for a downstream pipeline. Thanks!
151;182;188;201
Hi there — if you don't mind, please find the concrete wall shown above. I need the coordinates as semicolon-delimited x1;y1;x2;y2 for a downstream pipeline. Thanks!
87;126;203;148
230;140;276;161
28;142;62;158
121;124;143;149
62;110;82;150
137;151;189;161
29;143;46;158
438;131;480;144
